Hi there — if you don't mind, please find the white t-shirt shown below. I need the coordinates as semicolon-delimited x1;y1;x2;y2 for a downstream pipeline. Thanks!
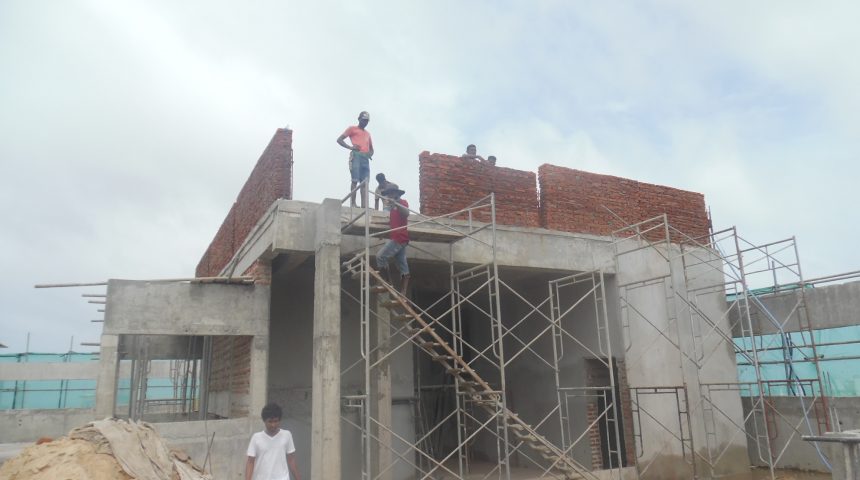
247;429;296;480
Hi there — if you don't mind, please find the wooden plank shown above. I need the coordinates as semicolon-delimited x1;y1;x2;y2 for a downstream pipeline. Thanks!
342;218;464;243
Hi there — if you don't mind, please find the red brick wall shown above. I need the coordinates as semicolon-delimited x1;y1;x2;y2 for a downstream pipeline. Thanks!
585;358;635;469
418;152;540;227
242;259;272;286
417;154;708;239
196;129;293;277
538;164;708;240
209;336;252;417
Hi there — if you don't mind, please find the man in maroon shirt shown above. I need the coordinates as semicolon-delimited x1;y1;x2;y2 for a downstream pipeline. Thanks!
376;186;410;294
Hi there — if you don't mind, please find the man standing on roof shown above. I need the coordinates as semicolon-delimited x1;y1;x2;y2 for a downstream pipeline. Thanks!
337;111;374;208
376;185;410;295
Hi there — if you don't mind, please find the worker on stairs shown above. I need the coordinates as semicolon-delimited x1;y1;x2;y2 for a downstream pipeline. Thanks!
376;185;410;295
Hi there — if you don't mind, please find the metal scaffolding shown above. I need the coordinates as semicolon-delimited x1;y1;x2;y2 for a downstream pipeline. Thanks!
609;213;832;479
338;185;627;480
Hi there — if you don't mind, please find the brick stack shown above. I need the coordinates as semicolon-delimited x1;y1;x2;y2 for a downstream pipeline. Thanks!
196;129;293;277
538;164;708;241
209;336;253;417
418;152;540;227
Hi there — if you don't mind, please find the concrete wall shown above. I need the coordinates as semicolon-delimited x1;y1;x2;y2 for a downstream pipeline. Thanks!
155;417;257;480
730;279;860;335
500;270;627;470
269;259;416;480
615;239;749;478
742;395;860;472
102;280;269;421
0;409;97;443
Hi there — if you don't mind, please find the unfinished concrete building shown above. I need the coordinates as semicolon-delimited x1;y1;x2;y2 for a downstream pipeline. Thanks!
3;128;848;479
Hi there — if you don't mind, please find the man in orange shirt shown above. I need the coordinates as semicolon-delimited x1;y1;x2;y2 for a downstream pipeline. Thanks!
337;111;374;208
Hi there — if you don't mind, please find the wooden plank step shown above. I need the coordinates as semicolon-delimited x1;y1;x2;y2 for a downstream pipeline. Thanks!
392;313;412;322
405;328;428;336
431;355;455;362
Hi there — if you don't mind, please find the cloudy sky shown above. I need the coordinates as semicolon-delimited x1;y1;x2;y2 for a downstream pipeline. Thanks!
1;1;858;353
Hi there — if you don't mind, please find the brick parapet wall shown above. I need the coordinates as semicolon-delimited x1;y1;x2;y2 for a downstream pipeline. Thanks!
209;336;253;418
417;153;708;239
418;152;540;227
538;164;709;240
196;129;293;278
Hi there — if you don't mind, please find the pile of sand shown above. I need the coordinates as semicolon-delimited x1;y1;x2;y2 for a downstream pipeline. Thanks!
0;418;211;480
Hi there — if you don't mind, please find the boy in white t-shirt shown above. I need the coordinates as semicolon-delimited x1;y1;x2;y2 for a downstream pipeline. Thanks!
245;403;301;480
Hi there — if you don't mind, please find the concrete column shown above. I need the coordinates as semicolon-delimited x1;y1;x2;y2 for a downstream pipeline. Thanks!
249;334;269;419
371;295;392;480
95;334;120;417
311;199;342;480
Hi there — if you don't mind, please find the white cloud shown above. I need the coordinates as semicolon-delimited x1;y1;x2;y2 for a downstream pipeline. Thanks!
1;0;858;351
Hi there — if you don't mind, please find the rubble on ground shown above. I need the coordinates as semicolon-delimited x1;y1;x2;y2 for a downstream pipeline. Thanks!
0;418;211;480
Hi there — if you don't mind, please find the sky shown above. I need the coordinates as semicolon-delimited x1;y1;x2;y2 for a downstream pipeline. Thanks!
1;0;858;353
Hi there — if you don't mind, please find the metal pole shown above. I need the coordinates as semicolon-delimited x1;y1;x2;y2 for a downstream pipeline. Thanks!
489;193;511;480
734;228;777;480
364;185;372;480
793;237;830;431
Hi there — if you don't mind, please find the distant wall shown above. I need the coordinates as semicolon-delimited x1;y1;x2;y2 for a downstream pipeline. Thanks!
196;129;293;277
742;396;860;472
417;153;709;239
730;280;860;335
418;152;540;227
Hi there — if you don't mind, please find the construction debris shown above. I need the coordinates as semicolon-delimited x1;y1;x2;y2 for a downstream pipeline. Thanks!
0;418;211;480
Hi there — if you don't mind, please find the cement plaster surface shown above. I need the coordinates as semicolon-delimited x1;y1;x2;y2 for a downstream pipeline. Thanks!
105;280;269;336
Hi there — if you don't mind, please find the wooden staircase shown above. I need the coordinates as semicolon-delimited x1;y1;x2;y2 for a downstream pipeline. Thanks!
344;256;593;479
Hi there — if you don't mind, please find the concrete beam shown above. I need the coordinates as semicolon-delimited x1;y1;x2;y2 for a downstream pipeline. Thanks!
104;281;269;336
249;335;269;421
311;198;342;480
265;199;616;273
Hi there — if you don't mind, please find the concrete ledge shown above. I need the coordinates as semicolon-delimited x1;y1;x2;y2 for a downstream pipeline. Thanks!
105;280;270;336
